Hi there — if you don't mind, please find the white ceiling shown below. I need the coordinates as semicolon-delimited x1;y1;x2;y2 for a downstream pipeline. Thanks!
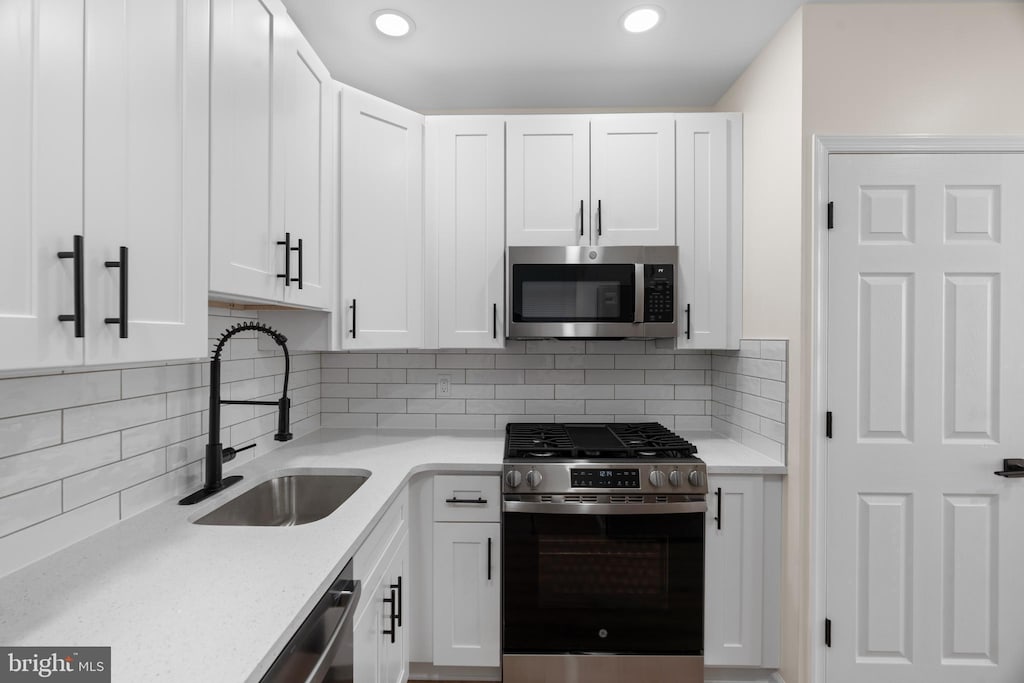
280;0;992;113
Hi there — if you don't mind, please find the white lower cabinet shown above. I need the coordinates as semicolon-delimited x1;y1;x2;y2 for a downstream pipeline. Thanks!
704;474;767;667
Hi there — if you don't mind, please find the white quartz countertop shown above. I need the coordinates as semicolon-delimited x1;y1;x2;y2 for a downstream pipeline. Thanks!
0;427;783;683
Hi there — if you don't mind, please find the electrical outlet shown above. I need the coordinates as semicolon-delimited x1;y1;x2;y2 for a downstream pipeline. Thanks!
437;374;451;397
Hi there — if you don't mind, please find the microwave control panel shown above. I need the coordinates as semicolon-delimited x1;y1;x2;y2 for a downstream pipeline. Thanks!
643;264;674;323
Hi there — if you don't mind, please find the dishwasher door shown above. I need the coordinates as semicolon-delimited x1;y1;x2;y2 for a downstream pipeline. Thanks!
262;560;361;683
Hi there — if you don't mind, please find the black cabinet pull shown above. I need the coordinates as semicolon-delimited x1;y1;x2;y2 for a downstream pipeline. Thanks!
291;237;303;289
492;303;497;340
714;487;722;530
276;232;291;286
597;199;602;236
579;199;584;237
487;537;492;581
104;246;128;339
349;299;357;338
685;304;692;340
382;587;397;643
445;497;487;505
389;576;403;627
57;235;85;338
995;458;1024;478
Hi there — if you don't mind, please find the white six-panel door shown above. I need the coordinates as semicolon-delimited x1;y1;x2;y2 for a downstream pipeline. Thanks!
83;0;209;365
506;116;590;246
590;115;675;246
0;0;85;370
827;153;1024;683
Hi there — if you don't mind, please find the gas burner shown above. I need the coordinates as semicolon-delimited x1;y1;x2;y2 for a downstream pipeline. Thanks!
528;452;554;458
505;422;698;461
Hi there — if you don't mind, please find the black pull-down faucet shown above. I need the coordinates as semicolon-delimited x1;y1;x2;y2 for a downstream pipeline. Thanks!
179;322;293;505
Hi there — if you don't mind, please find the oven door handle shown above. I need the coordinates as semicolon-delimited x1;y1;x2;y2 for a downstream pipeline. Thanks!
502;500;707;515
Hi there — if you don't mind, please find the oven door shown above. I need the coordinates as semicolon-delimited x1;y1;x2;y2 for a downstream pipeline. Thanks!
502;505;704;656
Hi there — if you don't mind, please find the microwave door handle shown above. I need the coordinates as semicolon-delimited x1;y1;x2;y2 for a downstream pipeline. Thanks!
634;263;645;324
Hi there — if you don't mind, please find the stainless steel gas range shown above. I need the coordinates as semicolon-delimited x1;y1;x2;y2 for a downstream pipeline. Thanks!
501;422;708;683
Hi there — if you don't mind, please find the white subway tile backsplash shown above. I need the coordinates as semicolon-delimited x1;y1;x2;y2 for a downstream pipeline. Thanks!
760;341;788;361
468;369;524;385
166;387;207;418
407;399;465;414
322;353;377;368
467;399;525;415
349;398;406;414
614;355;674;370
496;385;554;399
63;449;166;511
165;435;206;470
644;400;706;415
615;385;674;400
349;368;407;384
760;378;786;402
741;394;785;422
121;462;202;519
556;384;614;399
377;354;436;369
524;369;583;385
122;413;203;459
437;354;495;369
122;363;203;399
525;340;585;355
526;399;585;414
0;371;121;419
674;385;712;400
645;370;705;385
585;340;646;354
675;416;713;431
322;413;377;428
0;411;62;459
63;395;167;442
436;414;496;430
378;384;435;399
378;414;436;429
586;400;645;414
408;369;466;384
0;483;62;538
496;354;554;369
322;383;376;398
585;369;645;384
0;434;121;499
449;384;494;399
555;354;614;369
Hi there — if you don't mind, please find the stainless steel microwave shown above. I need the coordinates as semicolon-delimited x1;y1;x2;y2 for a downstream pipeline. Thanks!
507;246;678;339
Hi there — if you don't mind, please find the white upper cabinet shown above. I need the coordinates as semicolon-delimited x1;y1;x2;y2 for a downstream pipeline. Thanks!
506;116;590;246
590;115;676;246
276;25;333;310
0;0;86;370
83;0;209;365
0;0;208;371
676;114;742;350
340;87;424;350
427;117;506;349
208;0;283;303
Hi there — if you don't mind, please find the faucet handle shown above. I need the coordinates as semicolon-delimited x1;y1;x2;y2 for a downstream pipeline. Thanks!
222;443;256;463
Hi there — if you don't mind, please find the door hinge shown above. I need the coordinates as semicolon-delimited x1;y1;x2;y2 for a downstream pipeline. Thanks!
827;201;834;230
825;618;832;647
826;411;833;439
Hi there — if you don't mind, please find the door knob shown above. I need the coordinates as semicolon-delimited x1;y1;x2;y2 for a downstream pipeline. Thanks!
994;458;1024;478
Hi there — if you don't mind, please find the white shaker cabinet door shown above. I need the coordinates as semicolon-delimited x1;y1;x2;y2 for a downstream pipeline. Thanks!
277;23;333;311
705;474;764;666
0;0;85;370
506;116;590;246
432;522;501;667
209;0;288;303
82;0;209;365
428;117;506;349
590;115;676;246
340;87;424;350
676;114;742;350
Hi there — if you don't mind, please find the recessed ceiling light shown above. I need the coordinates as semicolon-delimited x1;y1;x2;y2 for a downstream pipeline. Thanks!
622;6;662;33
372;10;414;38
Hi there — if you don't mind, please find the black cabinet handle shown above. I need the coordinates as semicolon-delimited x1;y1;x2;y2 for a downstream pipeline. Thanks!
291;238;303;289
714;487;722;530
995;458;1024;478
597;199;602;236
104;246;128;339
349;299;357;338
493;303;497;340
487;537;492;581
389;576;402;627
445;497;487;505
382;587;397;643
276;232;291;286
579;199;584;237
685;303;692;340
57;235;85;338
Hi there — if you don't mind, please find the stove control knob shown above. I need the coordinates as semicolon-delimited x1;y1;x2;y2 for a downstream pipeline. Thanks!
649;470;666;488
526;469;543;489
505;470;523;489
687;469;704;488
668;470;682;487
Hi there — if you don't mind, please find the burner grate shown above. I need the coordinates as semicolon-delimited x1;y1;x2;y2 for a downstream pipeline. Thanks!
505;423;574;457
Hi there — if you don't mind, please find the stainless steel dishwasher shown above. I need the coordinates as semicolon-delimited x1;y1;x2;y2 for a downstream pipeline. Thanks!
261;559;360;683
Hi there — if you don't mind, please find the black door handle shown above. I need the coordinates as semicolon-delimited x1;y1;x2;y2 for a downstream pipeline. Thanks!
579;199;584;237
487;537;492;581
276;232;291;286
349;299;357;338
104;246;128;338
389;576;402;627
597;199;602;236
57;235;85;338
291;238;303;289
685;303;692;340
445;497;487;505
382;587;397;643
995;459;1024;477
493;303;497;340
714;487;722;530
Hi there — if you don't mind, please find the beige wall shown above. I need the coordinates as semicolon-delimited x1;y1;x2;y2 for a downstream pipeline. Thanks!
717;3;1024;683
715;9;805;682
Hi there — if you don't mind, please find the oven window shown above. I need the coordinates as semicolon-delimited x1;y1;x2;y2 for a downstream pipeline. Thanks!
503;511;704;656
512;264;635;322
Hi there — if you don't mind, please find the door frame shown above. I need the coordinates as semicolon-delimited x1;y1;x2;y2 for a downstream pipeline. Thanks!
809;134;1024;683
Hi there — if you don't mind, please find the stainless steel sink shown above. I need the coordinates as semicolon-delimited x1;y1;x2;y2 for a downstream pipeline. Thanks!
194;474;369;526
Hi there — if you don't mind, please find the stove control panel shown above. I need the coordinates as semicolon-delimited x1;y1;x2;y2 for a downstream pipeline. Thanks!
570;468;640;489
